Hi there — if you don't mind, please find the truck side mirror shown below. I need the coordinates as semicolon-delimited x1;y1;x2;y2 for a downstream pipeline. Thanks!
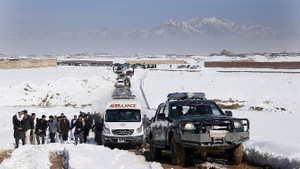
225;111;233;117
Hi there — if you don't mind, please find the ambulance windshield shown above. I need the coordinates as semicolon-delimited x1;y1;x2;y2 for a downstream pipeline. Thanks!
105;109;141;122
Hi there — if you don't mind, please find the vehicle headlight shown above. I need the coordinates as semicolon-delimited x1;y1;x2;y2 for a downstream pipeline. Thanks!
103;125;111;135
183;122;196;130
233;121;245;132
234;121;242;128
136;124;143;134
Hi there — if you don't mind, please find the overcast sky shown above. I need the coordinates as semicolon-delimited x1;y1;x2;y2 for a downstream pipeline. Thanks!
0;0;299;54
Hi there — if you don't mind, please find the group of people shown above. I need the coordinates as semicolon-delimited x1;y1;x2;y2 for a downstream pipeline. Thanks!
12;109;100;148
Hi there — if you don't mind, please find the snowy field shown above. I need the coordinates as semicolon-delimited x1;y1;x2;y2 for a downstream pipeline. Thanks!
0;56;300;168
141;68;300;169
0;67;162;169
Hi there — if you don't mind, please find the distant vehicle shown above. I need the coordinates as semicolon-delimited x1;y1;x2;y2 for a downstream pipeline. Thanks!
102;99;143;148
125;67;134;76
118;73;126;80
147;92;250;166
115;79;124;88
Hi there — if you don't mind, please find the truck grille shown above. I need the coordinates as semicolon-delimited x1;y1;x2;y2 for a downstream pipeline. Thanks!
112;129;134;135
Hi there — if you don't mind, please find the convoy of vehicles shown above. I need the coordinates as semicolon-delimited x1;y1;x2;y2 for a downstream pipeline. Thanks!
103;63;143;147
104;63;250;166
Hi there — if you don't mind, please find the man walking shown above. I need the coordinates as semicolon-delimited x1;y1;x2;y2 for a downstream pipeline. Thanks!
30;113;37;144
47;115;60;143
23;110;33;144
83;114;92;143
35;115;47;144
59;116;70;142
12;109;25;148
70;115;77;140
72;115;85;145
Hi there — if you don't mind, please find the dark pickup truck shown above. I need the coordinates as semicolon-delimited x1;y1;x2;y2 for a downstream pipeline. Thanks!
147;92;250;166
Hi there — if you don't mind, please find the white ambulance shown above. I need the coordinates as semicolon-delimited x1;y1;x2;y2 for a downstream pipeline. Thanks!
102;99;144;147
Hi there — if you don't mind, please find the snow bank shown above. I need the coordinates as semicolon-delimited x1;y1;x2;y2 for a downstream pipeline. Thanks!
0;67;115;112
67;144;161;169
0;144;64;169
244;141;300;169
0;144;162;169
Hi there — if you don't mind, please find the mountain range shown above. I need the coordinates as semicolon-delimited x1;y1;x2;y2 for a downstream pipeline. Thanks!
2;17;298;54
125;17;279;39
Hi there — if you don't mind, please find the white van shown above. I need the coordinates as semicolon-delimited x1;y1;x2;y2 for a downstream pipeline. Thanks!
102;99;144;147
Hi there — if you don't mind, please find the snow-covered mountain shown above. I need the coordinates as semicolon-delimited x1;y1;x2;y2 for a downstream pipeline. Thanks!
126;17;279;39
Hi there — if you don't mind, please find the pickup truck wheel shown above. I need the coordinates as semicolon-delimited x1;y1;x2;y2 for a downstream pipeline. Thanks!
150;138;161;160
227;144;243;165
170;137;186;166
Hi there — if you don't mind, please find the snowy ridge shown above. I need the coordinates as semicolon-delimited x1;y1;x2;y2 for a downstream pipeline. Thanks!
127;17;278;39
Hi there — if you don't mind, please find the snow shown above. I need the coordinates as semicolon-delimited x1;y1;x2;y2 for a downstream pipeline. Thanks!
0;55;300;168
140;68;300;169
0;67;162;169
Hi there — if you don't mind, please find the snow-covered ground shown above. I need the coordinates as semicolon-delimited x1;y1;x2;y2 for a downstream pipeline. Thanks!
140;68;300;169
0;67;162;169
0;55;300;168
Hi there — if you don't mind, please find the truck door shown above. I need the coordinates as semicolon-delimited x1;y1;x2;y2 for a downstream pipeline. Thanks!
152;104;165;146
156;104;169;148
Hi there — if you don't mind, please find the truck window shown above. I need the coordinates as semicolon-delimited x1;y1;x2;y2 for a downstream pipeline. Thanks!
105;109;141;122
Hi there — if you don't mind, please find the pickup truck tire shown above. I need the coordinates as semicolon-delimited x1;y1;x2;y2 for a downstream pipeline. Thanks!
227;144;243;165
150;138;161;160
171;137;186;166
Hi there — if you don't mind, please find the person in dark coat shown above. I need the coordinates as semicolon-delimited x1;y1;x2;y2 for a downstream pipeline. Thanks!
47;115;60;143
59;116;70;142
94;118;103;145
23;110;34;144
12;109;25;148
83;114;92;143
72;115;85;145
35;115;47;144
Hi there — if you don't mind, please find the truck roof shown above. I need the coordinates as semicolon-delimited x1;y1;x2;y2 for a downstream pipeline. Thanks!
106;99;141;110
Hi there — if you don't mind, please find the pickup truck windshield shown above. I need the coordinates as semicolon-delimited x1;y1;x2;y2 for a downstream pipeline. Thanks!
105;109;141;122
170;101;223;118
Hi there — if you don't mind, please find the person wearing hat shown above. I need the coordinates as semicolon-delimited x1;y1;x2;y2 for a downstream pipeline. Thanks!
12;109;25;148
35;115;47;144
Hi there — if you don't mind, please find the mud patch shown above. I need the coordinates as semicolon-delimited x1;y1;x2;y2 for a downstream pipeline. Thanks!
0;149;13;164
211;99;245;110
49;152;65;169
249;107;264;111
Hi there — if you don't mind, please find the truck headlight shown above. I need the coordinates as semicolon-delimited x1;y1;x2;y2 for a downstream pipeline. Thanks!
234;121;244;132
183;122;196;130
136;124;143;134
234;121;242;128
103;125;111;135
